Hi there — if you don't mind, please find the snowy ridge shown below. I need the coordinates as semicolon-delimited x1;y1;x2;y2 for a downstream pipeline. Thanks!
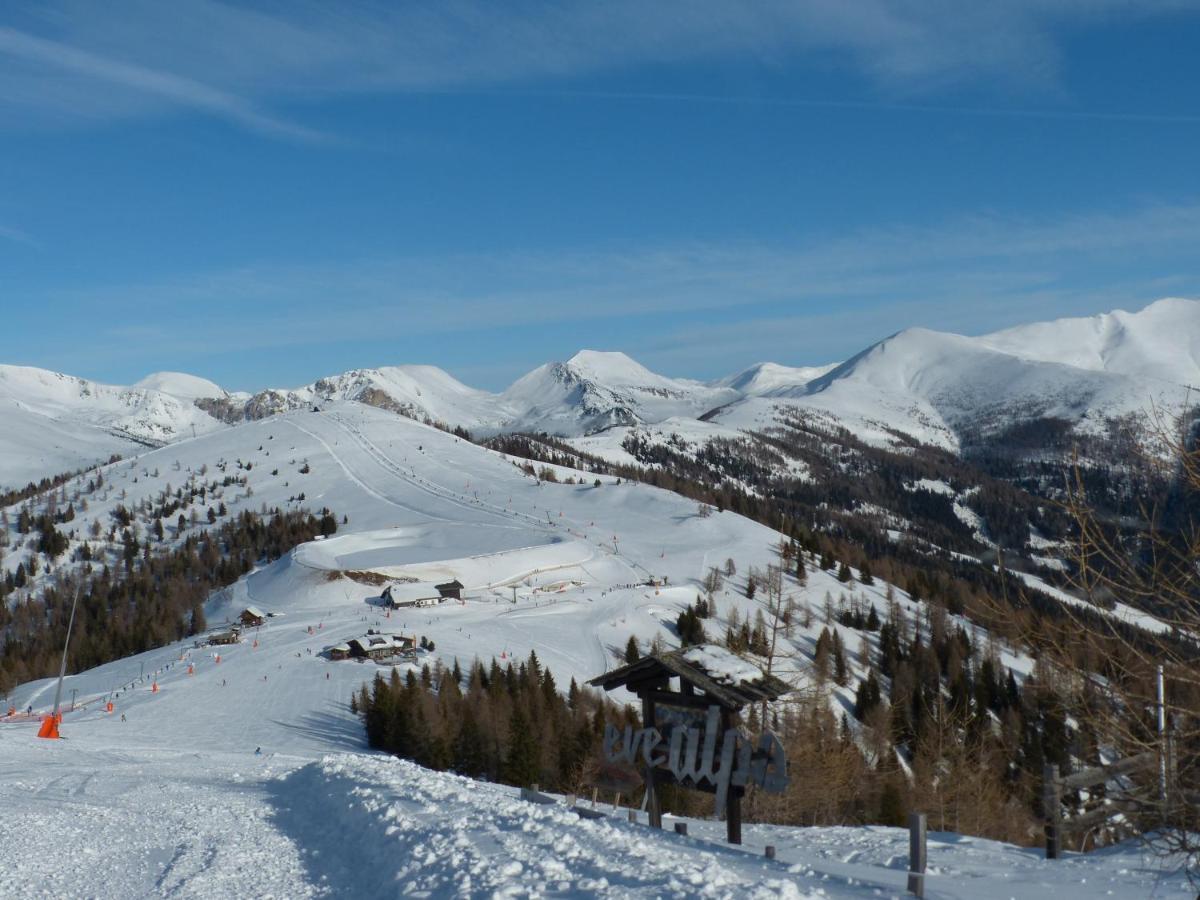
977;297;1200;387
0;364;226;488
709;299;1200;450
4;298;1199;488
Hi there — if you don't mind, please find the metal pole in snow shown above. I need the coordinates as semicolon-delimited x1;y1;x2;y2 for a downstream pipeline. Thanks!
50;583;81;719
1157;664;1167;808
907;812;927;897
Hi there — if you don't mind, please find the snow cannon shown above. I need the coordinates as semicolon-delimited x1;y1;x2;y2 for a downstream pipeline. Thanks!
151;681;159;693
36;712;62;740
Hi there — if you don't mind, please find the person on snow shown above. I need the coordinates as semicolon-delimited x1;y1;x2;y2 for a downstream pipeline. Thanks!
254;747;262;756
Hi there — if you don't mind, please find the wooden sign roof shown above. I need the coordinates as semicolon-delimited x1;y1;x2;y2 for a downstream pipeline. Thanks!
588;645;791;710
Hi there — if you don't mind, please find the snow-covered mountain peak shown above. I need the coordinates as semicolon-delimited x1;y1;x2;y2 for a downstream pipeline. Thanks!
977;297;1200;387
719;361;840;396
134;371;227;399
564;350;674;387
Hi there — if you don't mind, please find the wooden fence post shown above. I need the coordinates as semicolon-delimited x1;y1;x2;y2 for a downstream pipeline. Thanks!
1043;764;1061;860
907;812;927;898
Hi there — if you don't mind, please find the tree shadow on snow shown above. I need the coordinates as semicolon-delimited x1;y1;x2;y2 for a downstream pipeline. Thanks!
268;705;367;753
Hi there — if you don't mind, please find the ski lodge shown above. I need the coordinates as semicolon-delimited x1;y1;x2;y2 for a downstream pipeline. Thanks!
330;631;416;661
207;627;241;646
240;606;267;627
382;583;442;609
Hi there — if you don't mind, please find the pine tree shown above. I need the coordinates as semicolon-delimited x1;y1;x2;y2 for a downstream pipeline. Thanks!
503;705;541;787
624;635;641;664
833;631;849;687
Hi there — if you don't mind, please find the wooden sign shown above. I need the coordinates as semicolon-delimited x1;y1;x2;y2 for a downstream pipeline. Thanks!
602;704;788;818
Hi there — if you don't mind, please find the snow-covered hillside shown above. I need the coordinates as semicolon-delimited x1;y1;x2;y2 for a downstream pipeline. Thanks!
977;297;1200;388
240;365;511;432
708;298;1199;451
1;401;1189;897
0;365;227;489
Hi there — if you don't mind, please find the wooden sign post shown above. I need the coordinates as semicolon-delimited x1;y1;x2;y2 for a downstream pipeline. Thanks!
589;645;791;845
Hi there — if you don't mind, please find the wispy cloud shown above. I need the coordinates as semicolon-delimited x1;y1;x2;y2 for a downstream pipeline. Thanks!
0;222;37;247
28;199;1200;384
2;1;1197;137
0;25;324;140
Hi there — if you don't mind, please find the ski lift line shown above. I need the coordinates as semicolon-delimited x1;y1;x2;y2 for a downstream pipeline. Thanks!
325;414;542;529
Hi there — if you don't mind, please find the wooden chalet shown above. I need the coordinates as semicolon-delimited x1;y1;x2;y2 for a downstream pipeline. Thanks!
346;631;416;661
435;579;465;601
208;627;241;646
240;606;267;627
382;583;441;609
589;645;791;843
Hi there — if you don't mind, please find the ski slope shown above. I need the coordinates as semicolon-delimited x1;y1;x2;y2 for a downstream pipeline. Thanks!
1;401;1193;897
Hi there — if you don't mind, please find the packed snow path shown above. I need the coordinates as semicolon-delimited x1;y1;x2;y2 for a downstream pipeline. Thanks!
1;731;1191;899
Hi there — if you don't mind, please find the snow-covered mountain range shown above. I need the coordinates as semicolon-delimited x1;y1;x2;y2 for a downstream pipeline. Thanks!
3;298;1197;488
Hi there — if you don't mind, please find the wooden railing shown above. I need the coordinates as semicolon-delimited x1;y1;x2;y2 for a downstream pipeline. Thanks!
1043;751;1156;859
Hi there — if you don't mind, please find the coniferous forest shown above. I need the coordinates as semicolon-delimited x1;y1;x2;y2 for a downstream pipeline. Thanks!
355;652;637;793
0;507;338;693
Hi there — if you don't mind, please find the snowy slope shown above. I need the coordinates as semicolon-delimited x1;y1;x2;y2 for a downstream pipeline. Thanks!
0;365;227;488
1;736;1185;899
243;365;512;431
711;302;1199;450
133;371;229;400
977;296;1200;388
715;361;839;396
1;400;1188;897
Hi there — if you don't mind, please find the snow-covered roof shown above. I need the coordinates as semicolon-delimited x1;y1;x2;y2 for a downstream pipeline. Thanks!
243;605;267;619
385;583;440;602
681;645;766;687
347;633;412;651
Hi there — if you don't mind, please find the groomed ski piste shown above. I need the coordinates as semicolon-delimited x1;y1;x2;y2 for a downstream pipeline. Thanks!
1;403;1192;898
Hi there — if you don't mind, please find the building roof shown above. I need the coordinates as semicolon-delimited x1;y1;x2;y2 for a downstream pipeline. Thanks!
588;645;791;709
242;605;267;619
385;583;441;603
347;633;414;652
436;579;465;590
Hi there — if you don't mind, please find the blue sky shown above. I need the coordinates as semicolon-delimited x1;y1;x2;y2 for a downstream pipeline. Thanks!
2;1;1200;392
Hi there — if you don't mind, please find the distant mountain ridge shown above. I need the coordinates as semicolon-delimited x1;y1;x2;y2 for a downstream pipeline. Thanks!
2;297;1197;487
